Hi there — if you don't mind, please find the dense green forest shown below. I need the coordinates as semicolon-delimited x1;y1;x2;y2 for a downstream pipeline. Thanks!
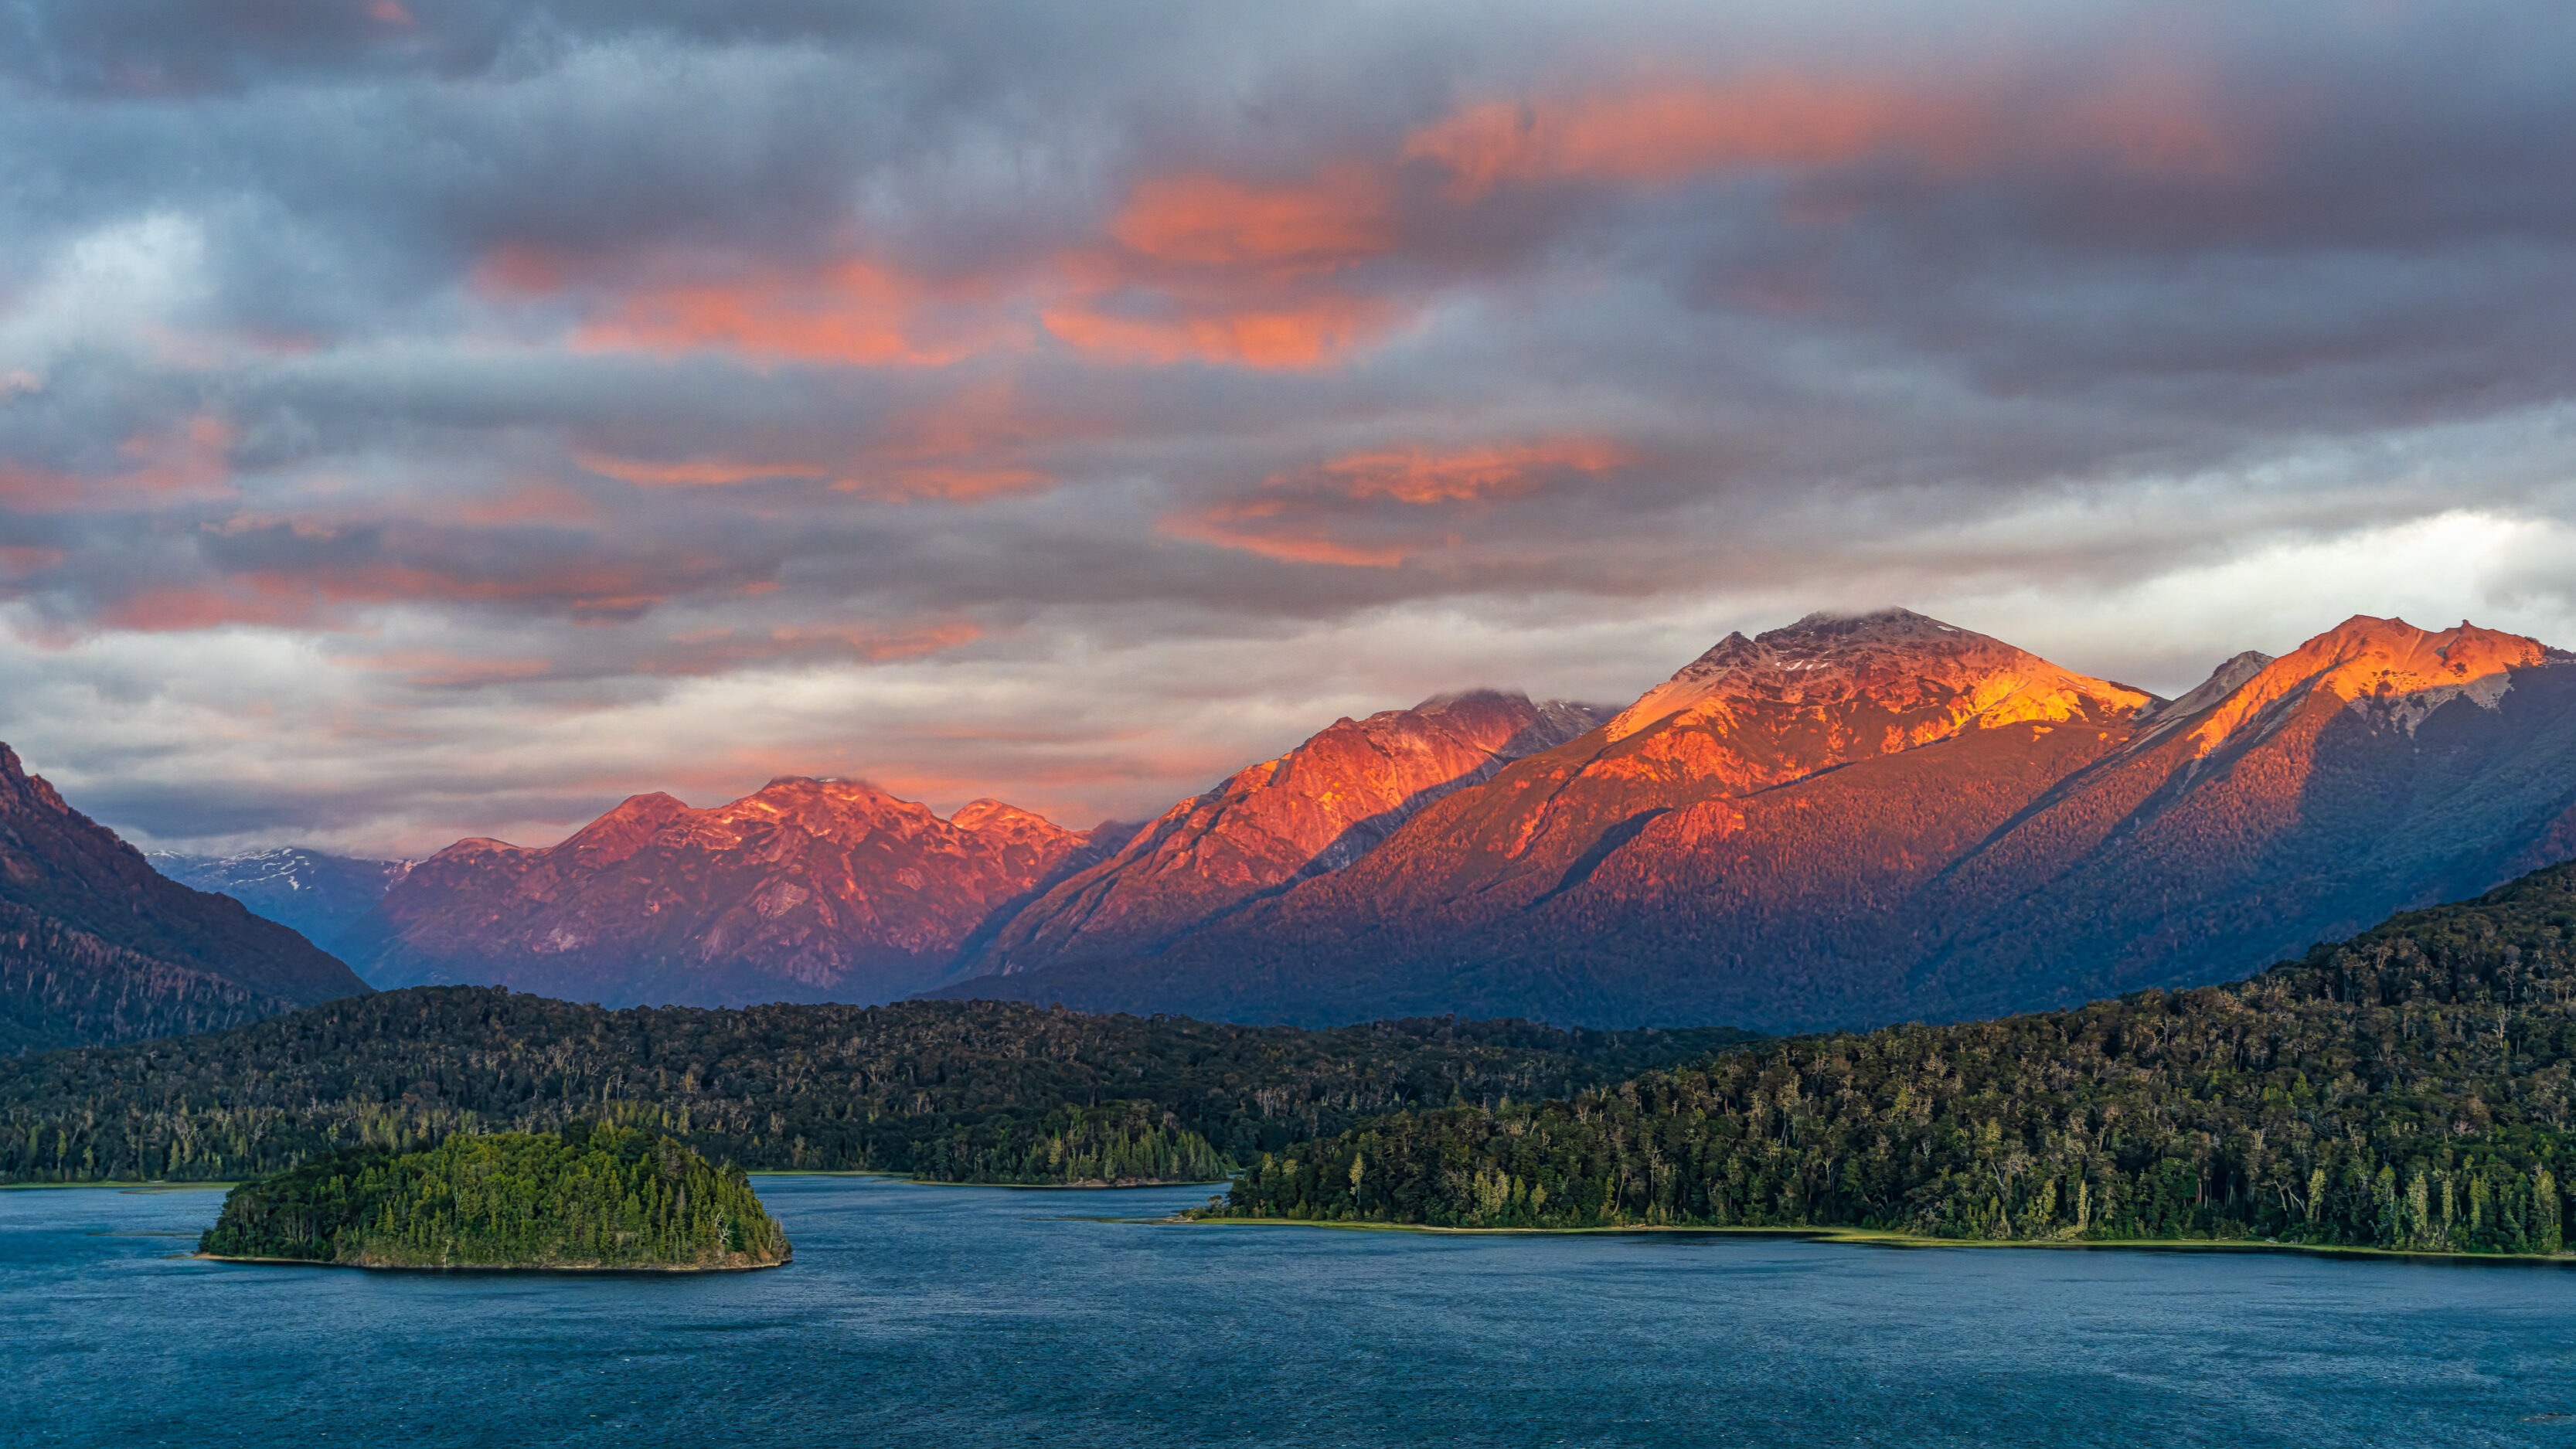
1214;862;2576;1257
0;991;1753;1185
200;1121;790;1269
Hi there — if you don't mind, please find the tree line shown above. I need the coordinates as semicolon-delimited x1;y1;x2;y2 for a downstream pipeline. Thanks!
0;990;1754;1185
1215;861;2576;1257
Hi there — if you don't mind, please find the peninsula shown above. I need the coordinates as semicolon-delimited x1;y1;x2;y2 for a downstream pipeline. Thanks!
197;1121;790;1270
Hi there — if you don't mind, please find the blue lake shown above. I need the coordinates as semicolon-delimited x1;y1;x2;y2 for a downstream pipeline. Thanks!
9;1175;2576;1447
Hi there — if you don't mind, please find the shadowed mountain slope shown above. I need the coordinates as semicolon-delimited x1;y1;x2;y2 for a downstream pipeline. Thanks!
0;744;368;1053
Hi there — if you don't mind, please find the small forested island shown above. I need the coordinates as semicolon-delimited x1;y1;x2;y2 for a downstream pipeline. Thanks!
1208;862;2576;1258
198;1121;790;1270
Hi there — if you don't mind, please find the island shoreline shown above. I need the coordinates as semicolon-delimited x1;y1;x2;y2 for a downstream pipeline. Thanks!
191;1251;791;1274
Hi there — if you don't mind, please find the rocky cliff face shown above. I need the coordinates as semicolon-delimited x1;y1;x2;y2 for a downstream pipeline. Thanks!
339;777;1102;1006
0;743;369;1053
932;611;2576;1031
963;689;1603;976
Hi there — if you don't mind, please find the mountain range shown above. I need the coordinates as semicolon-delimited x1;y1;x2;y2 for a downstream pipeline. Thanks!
334;777;1136;1007
930;609;2576;1029
961;690;1604;976
325;689;1594;1007
19;605;2576;1043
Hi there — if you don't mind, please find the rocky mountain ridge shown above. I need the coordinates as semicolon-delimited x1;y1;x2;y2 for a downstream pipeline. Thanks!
336;774;1121;1007
964;689;1604;977
934;610;2576;1030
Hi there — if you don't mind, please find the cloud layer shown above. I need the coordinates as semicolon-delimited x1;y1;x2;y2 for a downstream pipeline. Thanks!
5;0;2576;853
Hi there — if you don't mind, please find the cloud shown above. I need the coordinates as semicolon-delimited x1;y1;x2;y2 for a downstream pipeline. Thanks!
1402;66;2244;201
1162;438;1638;566
485;250;1019;369
1109;165;1396;273
0;415;235;512
0;1;2571;852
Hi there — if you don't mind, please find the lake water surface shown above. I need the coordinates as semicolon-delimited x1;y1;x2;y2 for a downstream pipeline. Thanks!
10;1175;2576;1447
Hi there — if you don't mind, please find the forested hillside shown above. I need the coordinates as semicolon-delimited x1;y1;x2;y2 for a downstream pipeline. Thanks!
0;743;369;1053
199;1122;789;1270
0;901;298;1056
1216;861;2576;1256
0;990;1752;1186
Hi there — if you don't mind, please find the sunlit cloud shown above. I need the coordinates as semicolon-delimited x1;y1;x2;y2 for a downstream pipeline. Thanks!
1162;437;1638;566
481;247;1019;368
573;451;825;488
570;376;1062;502
1110;165;1396;274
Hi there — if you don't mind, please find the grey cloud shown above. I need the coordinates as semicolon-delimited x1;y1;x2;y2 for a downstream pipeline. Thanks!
4;0;2576;849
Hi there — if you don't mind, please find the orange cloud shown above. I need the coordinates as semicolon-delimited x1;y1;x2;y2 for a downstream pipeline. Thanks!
628;620;984;677
480;247;1014;369
1312;438;1636;503
573;451;825;488
573;258;1001;366
767;621;983;660
573;377;1063;503
484;161;1412;375
1111;165;1393;274
1159;436;1634;566
838;376;1061;501
1040;294;1396;369
1043;162;1411;369
1407;79;1954;198
102;557;692;634
1156;500;1420;568
1404;71;2244;198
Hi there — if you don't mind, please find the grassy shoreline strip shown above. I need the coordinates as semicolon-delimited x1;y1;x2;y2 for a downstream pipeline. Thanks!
1179;1215;2576;1267
2;1179;233;1191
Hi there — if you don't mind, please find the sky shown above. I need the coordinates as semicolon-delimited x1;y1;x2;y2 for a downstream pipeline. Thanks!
3;0;2575;856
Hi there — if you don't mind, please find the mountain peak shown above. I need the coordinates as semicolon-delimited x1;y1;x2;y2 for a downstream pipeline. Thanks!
1605;609;2150;743
560;792;692;863
1778;606;1968;644
2134;651;2275;734
0;743;71;817
2186;615;2550;754
757;774;872;794
949;798;1072;842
